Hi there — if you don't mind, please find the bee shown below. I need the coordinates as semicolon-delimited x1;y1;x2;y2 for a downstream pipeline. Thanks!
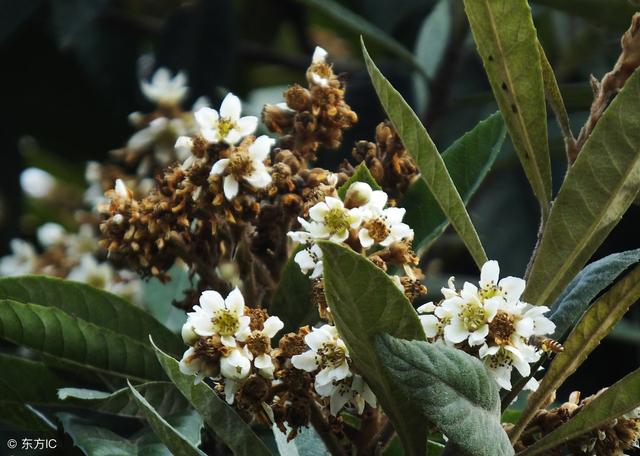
529;336;564;353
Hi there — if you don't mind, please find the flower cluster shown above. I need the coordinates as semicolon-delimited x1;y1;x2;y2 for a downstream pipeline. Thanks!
418;260;556;390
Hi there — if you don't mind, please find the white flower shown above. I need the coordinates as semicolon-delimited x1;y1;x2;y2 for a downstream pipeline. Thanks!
310;46;330;87
195;93;257;145
0;239;37;276
312;46;328;64
114;179;131;201
175;136;194;162
441;282;500;346
418;301;455;339
478;260;526;304
292;325;351;389
294;244;323;278
356;189;413;248
210;135;274;199
288;197;361;244
186;288;251;347
221;345;253;404
65;224;99;260
315;374;377;416
37;223;66;247
141;67;188;106
480;340;541;390
251;316;285;378
20;167;55;199
127;117;187;155
68;255;116;290
179;347;219;384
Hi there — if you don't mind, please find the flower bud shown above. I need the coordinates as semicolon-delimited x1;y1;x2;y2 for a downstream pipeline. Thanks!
181;323;199;345
343;182;372;208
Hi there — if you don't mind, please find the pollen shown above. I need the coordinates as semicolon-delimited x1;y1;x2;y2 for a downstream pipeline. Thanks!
460;302;487;331
317;342;346;369
363;217;390;243
323;207;352;235
227;153;255;179
217;117;236;138
212;310;240;337
489;311;515;345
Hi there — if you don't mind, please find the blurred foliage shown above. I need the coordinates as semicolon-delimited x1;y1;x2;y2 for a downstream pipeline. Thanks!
1;0;639;420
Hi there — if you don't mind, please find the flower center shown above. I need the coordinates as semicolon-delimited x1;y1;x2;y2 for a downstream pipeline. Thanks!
459;302;487;331
363;217;390;242
217;117;236;139
317;342;346;369
489;311;516;345
246;333;270;356
212;310;240;337
323;207;352;235
227;153;254;179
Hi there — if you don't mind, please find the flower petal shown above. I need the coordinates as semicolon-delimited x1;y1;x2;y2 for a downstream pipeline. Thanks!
220;93;242;120
248;135;274;161
225;287;245;314
210;158;230;175
480;260;500;288
194;107;219;129
237;116;259;136
223;175;239;199
199;290;225;313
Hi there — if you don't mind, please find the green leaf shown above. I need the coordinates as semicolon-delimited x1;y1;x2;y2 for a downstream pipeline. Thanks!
143;264;191;333
58;410;202;456
0;353;66;405
337;162;381;200
127;381;205;456
463;0;552;217
272;424;330;456
269;246;316;333
0;275;183;355
401;111;506;251
511;264;640;443
58;382;189;418
548;248;640;341
319;241;427;456
0;299;166;382
524;69;640;306
151;339;274;456
530;0;638;31
0;403;56;433
518;367;640;456
362;40;488;268
376;334;514;456
294;0;430;80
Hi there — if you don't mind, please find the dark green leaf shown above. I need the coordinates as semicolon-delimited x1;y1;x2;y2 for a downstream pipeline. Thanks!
463;0;552;217
530;0;638;31
362;40;488;268
319;241;427;456
0;275;183;355
152;340;274;456
549;248;640;341
0;403;56;433
58;382;189;418
127;381;205;456
0;299;165;382
376;334;514;456
0;353;66;405
511;264;640;443
401;112;506;251
524;70;640;306
337;162;382;200
518;367;640;456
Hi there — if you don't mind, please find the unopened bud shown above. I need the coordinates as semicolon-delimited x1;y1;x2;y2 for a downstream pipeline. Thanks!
343;182;372;208
181;323;199;345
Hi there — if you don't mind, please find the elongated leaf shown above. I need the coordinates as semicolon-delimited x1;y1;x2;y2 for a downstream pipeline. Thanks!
58;382;189;418
511;264;640;443
0;299;165;382
337;162;381;200
524;69;640;306
376;334;514;456
362;40;488;268
319;241;427;456
518;367;640;456
152;340;274;456
0;403;56;433
0;353;66;405
272;424;330;456
0;275;183;355
127;381;205;456
294;0;429;80
269;246;315;333
402;111;506;250
549;248;640;340
463;0;551;217
530;0;637;31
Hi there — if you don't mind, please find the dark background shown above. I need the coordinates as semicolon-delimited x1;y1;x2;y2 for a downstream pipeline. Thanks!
0;0;638;405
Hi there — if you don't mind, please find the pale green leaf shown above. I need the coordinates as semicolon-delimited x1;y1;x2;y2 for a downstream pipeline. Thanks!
524;69;640;306
151;339;274;456
58;382;189;418
337;162;381;200
463;0;551;217
401;111;506;251
272;424;330;456
376;334;514;456
518;367;640;456
143;264;191;333
0;299;166;382
294;0;429;80
362;40;488;268
319;241;427;456
511;264;640;443
127;381;206;456
0;275;183;355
